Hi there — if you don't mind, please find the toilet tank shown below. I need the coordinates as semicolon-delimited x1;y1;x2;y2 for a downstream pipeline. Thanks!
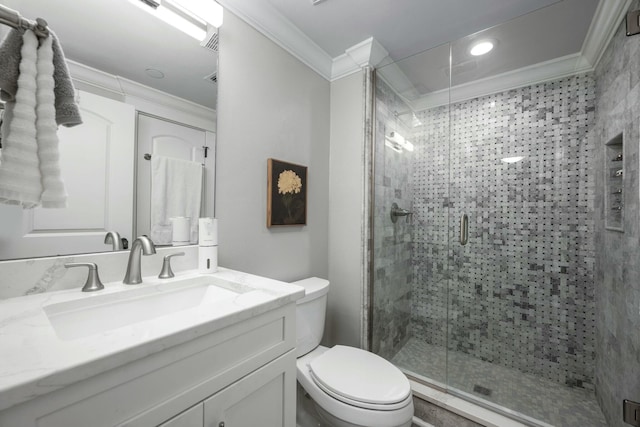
292;277;329;357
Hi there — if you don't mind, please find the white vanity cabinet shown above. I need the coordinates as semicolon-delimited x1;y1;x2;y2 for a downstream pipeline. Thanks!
159;403;203;427
0;303;297;427
203;350;295;427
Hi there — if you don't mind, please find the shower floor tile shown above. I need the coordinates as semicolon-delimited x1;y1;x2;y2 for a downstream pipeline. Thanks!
391;338;607;427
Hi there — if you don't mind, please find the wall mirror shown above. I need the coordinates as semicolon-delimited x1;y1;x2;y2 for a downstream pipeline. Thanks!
0;0;218;260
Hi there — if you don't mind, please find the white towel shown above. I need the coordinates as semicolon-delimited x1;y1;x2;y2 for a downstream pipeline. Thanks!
0;30;67;208
150;155;202;245
0;30;41;208
37;34;67;208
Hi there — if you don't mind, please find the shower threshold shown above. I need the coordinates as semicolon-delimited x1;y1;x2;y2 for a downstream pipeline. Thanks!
392;337;606;427
409;378;531;427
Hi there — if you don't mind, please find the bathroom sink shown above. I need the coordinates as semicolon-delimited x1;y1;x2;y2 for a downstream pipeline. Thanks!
43;278;241;340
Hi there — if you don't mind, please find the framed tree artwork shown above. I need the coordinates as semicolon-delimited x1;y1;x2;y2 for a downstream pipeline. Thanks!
267;158;307;227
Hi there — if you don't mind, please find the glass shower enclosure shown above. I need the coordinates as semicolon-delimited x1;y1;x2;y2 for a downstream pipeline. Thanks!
370;4;605;426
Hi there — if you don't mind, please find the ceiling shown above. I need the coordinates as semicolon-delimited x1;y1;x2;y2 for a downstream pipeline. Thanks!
220;0;629;109
266;0;567;61
0;0;630;111
387;0;599;99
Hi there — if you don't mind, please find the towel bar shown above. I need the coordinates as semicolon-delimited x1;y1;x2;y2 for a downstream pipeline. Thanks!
0;4;49;38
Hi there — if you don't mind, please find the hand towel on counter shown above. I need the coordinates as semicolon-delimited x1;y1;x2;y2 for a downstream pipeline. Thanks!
150;155;203;245
0;28;81;128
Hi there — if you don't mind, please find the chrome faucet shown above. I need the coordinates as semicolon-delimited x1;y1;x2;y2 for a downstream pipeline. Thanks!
104;231;123;251
123;236;156;284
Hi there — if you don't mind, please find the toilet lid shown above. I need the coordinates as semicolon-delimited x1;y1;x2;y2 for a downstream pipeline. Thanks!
308;346;411;408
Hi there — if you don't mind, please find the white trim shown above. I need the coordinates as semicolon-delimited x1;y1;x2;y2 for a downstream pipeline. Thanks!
118;79;216;130
410;380;534;427
331;38;391;81
67;60;216;131
405;0;631;111
581;0;632;68
345;38;378;68
411;53;591;110
219;0;630;104
331;54;363;81
411;417;435;427
216;0;333;79
123;95;215;131
67;60;124;98
216;1;394;81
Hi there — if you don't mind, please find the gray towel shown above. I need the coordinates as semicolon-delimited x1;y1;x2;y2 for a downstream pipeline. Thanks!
0;28;82;128
0;29;22;102
50;30;81;127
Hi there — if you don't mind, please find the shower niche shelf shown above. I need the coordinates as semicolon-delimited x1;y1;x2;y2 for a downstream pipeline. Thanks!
605;133;624;232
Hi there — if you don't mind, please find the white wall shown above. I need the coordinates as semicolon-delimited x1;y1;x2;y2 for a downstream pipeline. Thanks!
325;72;366;348
216;11;330;282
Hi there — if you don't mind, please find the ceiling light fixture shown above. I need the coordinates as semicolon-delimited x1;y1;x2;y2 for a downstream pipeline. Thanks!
404;140;415;152
385;140;403;153
470;40;494;56
170;0;223;28
386;131;415;153
129;0;223;41
501;156;525;164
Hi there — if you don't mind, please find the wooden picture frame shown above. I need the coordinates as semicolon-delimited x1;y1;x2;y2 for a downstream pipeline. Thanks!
267;158;307;227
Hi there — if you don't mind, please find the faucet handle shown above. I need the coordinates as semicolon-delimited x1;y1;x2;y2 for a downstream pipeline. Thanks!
158;252;185;279
65;262;105;292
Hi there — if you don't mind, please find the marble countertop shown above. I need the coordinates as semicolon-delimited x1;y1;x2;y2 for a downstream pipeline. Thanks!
0;268;305;412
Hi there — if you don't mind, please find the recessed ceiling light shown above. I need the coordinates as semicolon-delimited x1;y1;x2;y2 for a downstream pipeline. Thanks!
146;68;165;79
470;40;494;56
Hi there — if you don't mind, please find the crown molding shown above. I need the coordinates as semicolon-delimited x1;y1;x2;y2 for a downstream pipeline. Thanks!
217;0;333;79
67;60;124;97
581;0;632;68
331;54;361;81
218;0;628;99
331;37;391;81
217;1;393;81
67;60;216;130
410;53;592;111
376;61;421;102
401;0;631;111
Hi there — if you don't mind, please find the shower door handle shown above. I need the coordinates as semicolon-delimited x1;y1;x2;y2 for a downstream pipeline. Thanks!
459;214;468;246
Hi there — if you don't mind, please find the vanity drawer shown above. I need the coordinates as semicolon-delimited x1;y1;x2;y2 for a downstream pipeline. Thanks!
0;304;295;427
158;403;203;427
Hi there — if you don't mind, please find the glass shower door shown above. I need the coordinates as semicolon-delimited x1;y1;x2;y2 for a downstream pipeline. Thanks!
371;3;606;426
371;42;452;387
445;18;602;426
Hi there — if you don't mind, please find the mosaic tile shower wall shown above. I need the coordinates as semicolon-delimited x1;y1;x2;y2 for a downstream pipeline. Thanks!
412;74;597;388
371;77;414;360
593;1;640;424
411;103;450;352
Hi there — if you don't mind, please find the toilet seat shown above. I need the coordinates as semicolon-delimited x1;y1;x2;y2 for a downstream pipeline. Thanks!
308;345;411;411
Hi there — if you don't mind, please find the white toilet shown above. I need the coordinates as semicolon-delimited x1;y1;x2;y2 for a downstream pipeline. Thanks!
293;278;414;427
